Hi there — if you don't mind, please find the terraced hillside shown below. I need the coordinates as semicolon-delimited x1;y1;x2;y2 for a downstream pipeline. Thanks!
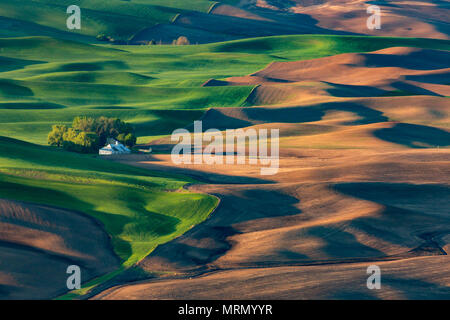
0;1;449;300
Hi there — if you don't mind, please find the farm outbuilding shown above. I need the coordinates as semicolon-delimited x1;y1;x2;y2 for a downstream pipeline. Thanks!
99;140;131;155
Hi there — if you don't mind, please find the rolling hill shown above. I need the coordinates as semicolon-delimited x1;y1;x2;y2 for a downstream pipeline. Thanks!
0;35;448;145
1;1;448;44
0;136;218;298
0;0;449;300
90;39;450;300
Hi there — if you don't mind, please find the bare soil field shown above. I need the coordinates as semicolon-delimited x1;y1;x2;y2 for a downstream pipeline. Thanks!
94;47;450;299
291;0;450;40
95;256;450;299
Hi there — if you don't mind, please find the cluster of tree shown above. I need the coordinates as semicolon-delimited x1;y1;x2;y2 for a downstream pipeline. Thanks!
96;34;192;46
172;36;190;45
138;37;191;46
48;116;136;153
142;39;163;45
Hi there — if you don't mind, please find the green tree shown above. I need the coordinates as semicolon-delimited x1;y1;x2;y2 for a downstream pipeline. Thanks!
62;128;81;152
72;116;97;133
96;34;110;42
96;117;134;146
47;125;67;147
74;132;99;153
174;36;190;45
48;116;135;153
62;128;99;153
117;132;136;148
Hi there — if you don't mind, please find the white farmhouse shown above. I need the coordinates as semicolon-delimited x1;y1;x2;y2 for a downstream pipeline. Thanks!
99;139;131;155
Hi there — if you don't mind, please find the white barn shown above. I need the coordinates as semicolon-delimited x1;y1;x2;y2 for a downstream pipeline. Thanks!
99;140;131;155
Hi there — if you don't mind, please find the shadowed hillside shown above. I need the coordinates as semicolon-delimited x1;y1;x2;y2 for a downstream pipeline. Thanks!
1;1;448;44
92;41;450;300
0;199;120;299
0;0;448;300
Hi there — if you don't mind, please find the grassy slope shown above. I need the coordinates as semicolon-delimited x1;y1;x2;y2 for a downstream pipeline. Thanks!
0;136;218;268
0;0;214;40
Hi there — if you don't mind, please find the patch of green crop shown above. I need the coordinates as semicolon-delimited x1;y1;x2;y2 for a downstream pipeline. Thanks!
0;136;218;289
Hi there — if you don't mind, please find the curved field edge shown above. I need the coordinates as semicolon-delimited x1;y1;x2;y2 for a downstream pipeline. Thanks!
59;191;221;300
0;136;219;298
